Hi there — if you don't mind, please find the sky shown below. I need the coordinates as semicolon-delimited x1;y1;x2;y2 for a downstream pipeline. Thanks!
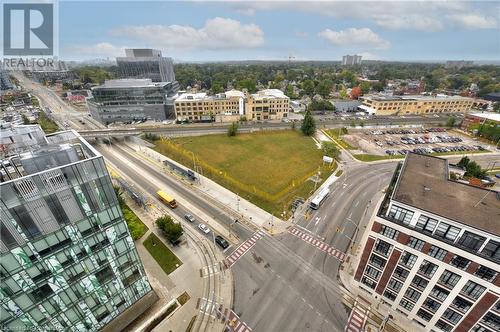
57;0;500;62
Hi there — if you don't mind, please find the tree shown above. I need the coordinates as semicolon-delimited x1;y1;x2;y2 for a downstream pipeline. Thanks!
301;79;315;96
446;117;457;128
351;86;362;99
113;186;126;207
360;81;371;94
156;215;183;243
322;141;340;159
301;110;316;136
464;161;486;179
316;80;333;98
227;122;239;136
457;156;470;169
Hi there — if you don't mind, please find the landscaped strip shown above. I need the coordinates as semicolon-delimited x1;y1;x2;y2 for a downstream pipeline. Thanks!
143;233;182;275
325;129;356;150
120;202;149;240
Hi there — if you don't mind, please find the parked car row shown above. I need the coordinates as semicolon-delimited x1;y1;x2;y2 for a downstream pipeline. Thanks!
386;145;486;155
367;127;447;135
400;135;462;145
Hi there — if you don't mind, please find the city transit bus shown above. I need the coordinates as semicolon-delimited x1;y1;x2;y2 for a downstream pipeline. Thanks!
157;190;178;208
309;187;329;210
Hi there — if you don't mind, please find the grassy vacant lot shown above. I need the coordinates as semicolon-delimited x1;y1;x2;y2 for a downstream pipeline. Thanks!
143;233;182;275
37;112;59;134
153;130;335;215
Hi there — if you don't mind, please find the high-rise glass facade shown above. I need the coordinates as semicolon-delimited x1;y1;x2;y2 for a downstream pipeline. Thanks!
1;127;154;331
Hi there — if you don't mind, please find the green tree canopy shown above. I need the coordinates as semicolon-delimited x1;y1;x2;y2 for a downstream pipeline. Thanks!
322;141;340;159
156;215;184;243
301;110;316;136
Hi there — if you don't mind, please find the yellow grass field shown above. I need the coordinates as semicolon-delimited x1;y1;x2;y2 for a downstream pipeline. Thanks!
153;130;336;215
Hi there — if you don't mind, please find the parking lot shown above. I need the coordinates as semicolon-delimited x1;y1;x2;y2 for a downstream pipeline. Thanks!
343;127;489;156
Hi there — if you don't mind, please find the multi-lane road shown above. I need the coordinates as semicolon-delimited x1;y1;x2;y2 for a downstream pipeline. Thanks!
96;139;398;331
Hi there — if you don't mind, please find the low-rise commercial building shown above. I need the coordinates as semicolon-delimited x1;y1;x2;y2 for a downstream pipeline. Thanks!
0;124;157;331
354;153;500;332
360;95;476;116
86;79;179;124
461;112;500;132
174;89;289;122
174;90;245;122
246;89;289;121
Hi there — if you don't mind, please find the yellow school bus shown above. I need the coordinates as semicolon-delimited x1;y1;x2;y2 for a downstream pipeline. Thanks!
157;190;177;208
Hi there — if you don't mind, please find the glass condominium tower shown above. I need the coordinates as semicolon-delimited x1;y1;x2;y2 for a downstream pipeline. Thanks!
0;125;156;331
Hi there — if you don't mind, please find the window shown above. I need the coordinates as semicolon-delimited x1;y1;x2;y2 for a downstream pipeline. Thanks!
471;325;490;332
384;290;397;301
408;237;425;251
418;260;438;278
428;246;448;261
399;298;415;311
393;266;410;280
481;240;500;261
435;319;453;332
387;278;403;292
481;312;500;331
457;231;486;252
411;275;429;290
416;215;438;234
422;297;441;312
388;205;414;224
374;239;392;256
461;281;485;300
439;270;461;288
404;288;421;302
369;254;387;269
380;225;399;240
450;255;471;270
399;251;417;268
430;286;450;301
475;265;498;282
442;309;463;324
417;309;433;322
434;222;461;242
451;296;472;313
365;266;381;280
361;276;376;289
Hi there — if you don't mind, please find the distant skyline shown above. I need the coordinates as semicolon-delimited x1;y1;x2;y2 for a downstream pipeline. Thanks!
58;1;500;62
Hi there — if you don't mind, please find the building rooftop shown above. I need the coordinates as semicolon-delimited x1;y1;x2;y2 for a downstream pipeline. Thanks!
0;125;99;183
392;153;500;236
362;94;473;102
252;89;288;99
469;112;500;122
96;79;170;89
175;90;245;102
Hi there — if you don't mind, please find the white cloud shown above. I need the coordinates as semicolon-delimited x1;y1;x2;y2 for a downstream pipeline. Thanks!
447;14;498;29
228;1;497;32
66;42;126;58
318;28;390;49
373;15;444;32
109;17;264;50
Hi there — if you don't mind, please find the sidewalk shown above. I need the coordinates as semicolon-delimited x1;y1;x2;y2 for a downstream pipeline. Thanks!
338;196;415;332
111;168;232;332
125;138;290;234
